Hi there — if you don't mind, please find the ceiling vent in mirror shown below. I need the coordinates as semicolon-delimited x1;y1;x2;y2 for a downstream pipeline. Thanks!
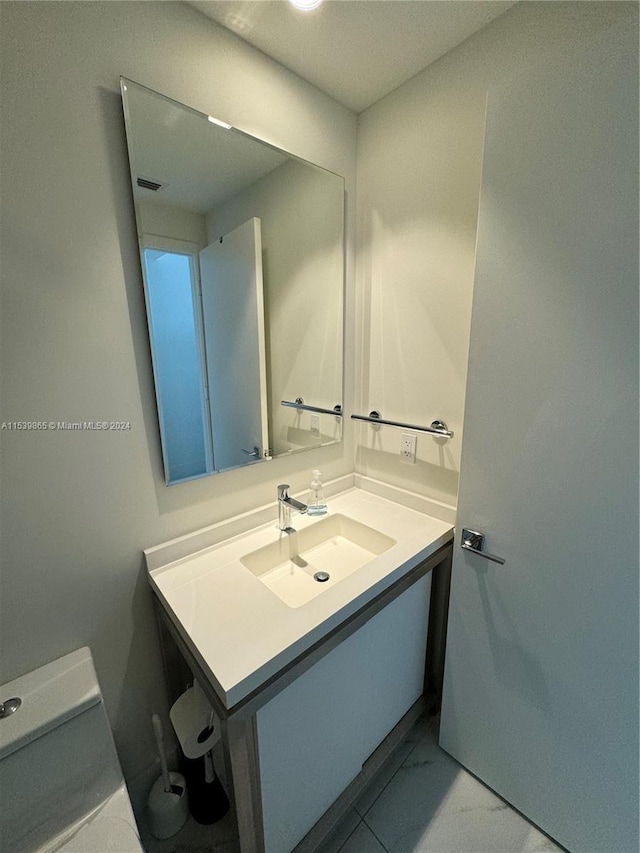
136;176;166;192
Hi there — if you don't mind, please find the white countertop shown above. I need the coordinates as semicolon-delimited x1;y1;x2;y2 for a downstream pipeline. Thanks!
147;486;453;709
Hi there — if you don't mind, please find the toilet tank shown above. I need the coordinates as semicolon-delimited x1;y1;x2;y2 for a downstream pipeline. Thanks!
0;648;129;852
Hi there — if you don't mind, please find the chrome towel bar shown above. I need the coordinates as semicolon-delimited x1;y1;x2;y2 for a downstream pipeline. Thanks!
350;411;453;439
281;398;343;417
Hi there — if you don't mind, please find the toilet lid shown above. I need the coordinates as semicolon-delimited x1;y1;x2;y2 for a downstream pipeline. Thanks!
54;816;143;853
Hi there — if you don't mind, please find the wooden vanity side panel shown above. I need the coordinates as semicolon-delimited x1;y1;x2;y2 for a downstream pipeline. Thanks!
256;573;432;853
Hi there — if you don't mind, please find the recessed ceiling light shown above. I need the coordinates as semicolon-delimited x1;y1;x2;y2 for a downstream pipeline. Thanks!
288;0;324;11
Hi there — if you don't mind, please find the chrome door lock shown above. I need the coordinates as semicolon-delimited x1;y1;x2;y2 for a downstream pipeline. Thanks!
461;528;505;565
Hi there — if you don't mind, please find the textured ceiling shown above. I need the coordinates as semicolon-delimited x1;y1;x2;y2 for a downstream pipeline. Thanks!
190;1;516;112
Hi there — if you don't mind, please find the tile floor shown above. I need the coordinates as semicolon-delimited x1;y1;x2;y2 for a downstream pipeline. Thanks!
140;715;563;853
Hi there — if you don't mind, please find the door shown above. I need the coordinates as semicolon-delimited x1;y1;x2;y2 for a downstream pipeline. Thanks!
440;11;638;853
141;244;213;483
199;217;270;472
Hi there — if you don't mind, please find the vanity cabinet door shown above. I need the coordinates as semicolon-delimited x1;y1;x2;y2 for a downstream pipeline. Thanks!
256;574;431;853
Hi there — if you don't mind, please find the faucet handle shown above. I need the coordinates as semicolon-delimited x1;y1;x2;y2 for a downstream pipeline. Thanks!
277;484;290;501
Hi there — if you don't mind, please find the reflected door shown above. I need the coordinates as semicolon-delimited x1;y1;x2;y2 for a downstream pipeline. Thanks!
142;247;212;482
199;217;269;472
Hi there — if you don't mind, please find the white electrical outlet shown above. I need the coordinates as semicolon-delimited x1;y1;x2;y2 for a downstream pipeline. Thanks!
310;414;320;437
400;432;417;463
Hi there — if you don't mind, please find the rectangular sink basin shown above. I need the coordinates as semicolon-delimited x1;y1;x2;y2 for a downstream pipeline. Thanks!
240;514;396;608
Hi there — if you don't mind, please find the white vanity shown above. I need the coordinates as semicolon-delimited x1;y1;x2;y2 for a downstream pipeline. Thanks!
146;478;453;852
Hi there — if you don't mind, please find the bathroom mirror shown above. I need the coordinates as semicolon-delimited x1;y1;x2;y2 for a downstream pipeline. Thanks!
121;79;344;484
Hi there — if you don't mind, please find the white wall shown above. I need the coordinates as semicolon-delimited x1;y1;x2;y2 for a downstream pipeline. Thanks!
355;0;631;507
356;62;484;508
0;0;356;799
137;199;207;248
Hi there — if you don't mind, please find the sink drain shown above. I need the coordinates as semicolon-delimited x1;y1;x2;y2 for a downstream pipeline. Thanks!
313;571;330;583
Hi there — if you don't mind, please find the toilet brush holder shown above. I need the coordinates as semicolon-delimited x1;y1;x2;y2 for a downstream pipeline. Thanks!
147;771;189;839
185;749;229;825
147;713;189;839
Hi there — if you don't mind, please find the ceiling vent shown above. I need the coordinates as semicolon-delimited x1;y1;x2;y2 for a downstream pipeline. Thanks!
136;176;166;192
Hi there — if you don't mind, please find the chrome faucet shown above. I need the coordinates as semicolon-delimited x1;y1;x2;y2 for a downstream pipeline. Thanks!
277;484;307;533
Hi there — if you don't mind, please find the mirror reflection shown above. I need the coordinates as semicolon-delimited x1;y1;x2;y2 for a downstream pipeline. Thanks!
121;79;344;484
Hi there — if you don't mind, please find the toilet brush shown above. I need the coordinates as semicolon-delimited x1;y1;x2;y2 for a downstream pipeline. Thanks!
147;713;189;839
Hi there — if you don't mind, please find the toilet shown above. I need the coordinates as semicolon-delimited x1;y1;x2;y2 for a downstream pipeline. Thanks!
0;647;144;852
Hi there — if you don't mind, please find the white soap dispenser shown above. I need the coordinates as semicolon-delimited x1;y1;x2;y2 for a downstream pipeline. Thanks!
307;469;327;516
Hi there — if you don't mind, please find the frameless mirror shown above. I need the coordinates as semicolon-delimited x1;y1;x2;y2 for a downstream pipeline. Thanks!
120;79;344;484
